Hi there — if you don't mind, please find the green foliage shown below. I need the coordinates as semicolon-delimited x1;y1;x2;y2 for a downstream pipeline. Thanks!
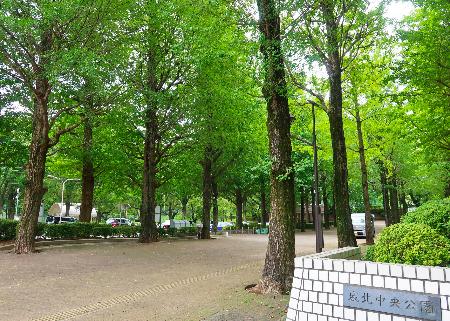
36;223;47;238
401;198;450;239
371;223;450;267
0;221;143;240
177;227;197;236
92;225;114;239
243;222;260;229
45;223;94;239
0;220;46;240
0;219;19;240
114;226;140;238
363;245;375;261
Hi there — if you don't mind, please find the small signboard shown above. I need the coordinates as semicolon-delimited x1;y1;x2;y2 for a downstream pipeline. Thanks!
344;284;442;321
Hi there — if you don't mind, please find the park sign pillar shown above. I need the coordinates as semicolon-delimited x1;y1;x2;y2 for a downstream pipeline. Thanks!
312;102;324;253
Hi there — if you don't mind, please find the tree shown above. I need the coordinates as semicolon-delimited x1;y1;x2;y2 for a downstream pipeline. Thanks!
255;0;296;294
0;0;118;253
126;0;193;242
288;0;384;247
396;0;450;196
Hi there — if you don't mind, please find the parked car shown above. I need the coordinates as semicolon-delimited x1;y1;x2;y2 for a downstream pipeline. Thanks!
106;218;131;227
351;213;375;238
46;215;77;224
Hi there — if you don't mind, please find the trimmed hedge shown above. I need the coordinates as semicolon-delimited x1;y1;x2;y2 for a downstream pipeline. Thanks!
0;220;46;240
0;219;198;241
401;198;450;239
369;223;450;267
0;219;19;240
177;226;197;236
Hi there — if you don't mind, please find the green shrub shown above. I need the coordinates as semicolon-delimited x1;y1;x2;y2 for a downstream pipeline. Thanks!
166;227;177;236
115;225;140;237
371;223;450;267
401;198;450;239
45;223;81;239
177;227;197;236
73;222;94;238
36;222;46;238
244;222;259;229
92;225;113;238
363;245;375;261
0;219;19;240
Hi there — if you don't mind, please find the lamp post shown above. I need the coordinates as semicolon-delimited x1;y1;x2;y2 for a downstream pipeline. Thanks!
312;102;324;253
48;175;80;223
15;188;20;218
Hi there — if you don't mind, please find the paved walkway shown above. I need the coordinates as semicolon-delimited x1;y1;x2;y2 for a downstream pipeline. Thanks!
0;223;384;321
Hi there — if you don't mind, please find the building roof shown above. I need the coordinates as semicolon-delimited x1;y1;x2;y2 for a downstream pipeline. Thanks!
48;203;97;218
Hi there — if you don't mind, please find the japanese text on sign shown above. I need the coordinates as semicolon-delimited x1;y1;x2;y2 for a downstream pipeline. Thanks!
343;284;442;321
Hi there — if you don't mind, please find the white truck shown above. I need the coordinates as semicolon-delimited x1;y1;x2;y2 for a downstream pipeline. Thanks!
351;213;375;238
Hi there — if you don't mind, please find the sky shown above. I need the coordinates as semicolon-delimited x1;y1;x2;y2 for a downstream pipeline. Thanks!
383;1;416;20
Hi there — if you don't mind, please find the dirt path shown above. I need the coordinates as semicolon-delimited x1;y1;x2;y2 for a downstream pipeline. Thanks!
0;223;384;321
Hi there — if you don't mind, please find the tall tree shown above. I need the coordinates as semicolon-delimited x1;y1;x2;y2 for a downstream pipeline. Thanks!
255;0;296;294
127;0;192;242
289;0;384;246
0;0;116;253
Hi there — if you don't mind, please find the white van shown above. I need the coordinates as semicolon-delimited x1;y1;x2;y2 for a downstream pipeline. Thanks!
351;213;375;238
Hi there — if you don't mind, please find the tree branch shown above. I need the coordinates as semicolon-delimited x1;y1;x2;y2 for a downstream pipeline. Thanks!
49;123;82;148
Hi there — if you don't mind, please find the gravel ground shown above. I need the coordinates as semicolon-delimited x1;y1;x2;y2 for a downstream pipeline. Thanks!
0;222;384;321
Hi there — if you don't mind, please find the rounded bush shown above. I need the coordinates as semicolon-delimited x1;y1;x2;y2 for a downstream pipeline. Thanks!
363;245;375;261
401;198;450;239
372;223;450;267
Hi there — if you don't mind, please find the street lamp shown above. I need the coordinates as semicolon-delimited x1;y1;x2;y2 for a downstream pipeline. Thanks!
15;188;20;218
48;175;80;223
311;102;324;253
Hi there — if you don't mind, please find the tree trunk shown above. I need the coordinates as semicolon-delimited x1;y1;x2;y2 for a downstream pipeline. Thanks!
7;186;16;220
389;176;400;224
190;204;195;221
79;114;94;222
201;146;212;239
181;196;188;219
235;188;243;229
379;162;391;226
305;193;311;223
168;202;174;220
310;185;315;225
242;196;247;223
212;176;219;232
65;201;70;217
257;0;295;293
400;192;408;215
299;186;305;231
321;177;330;230
14;96;50;253
356;110;374;244
14;28;55;254
321;1;356;248
140;106;158;243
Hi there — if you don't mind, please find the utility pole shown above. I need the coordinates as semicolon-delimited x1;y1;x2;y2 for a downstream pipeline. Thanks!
312;102;324;253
